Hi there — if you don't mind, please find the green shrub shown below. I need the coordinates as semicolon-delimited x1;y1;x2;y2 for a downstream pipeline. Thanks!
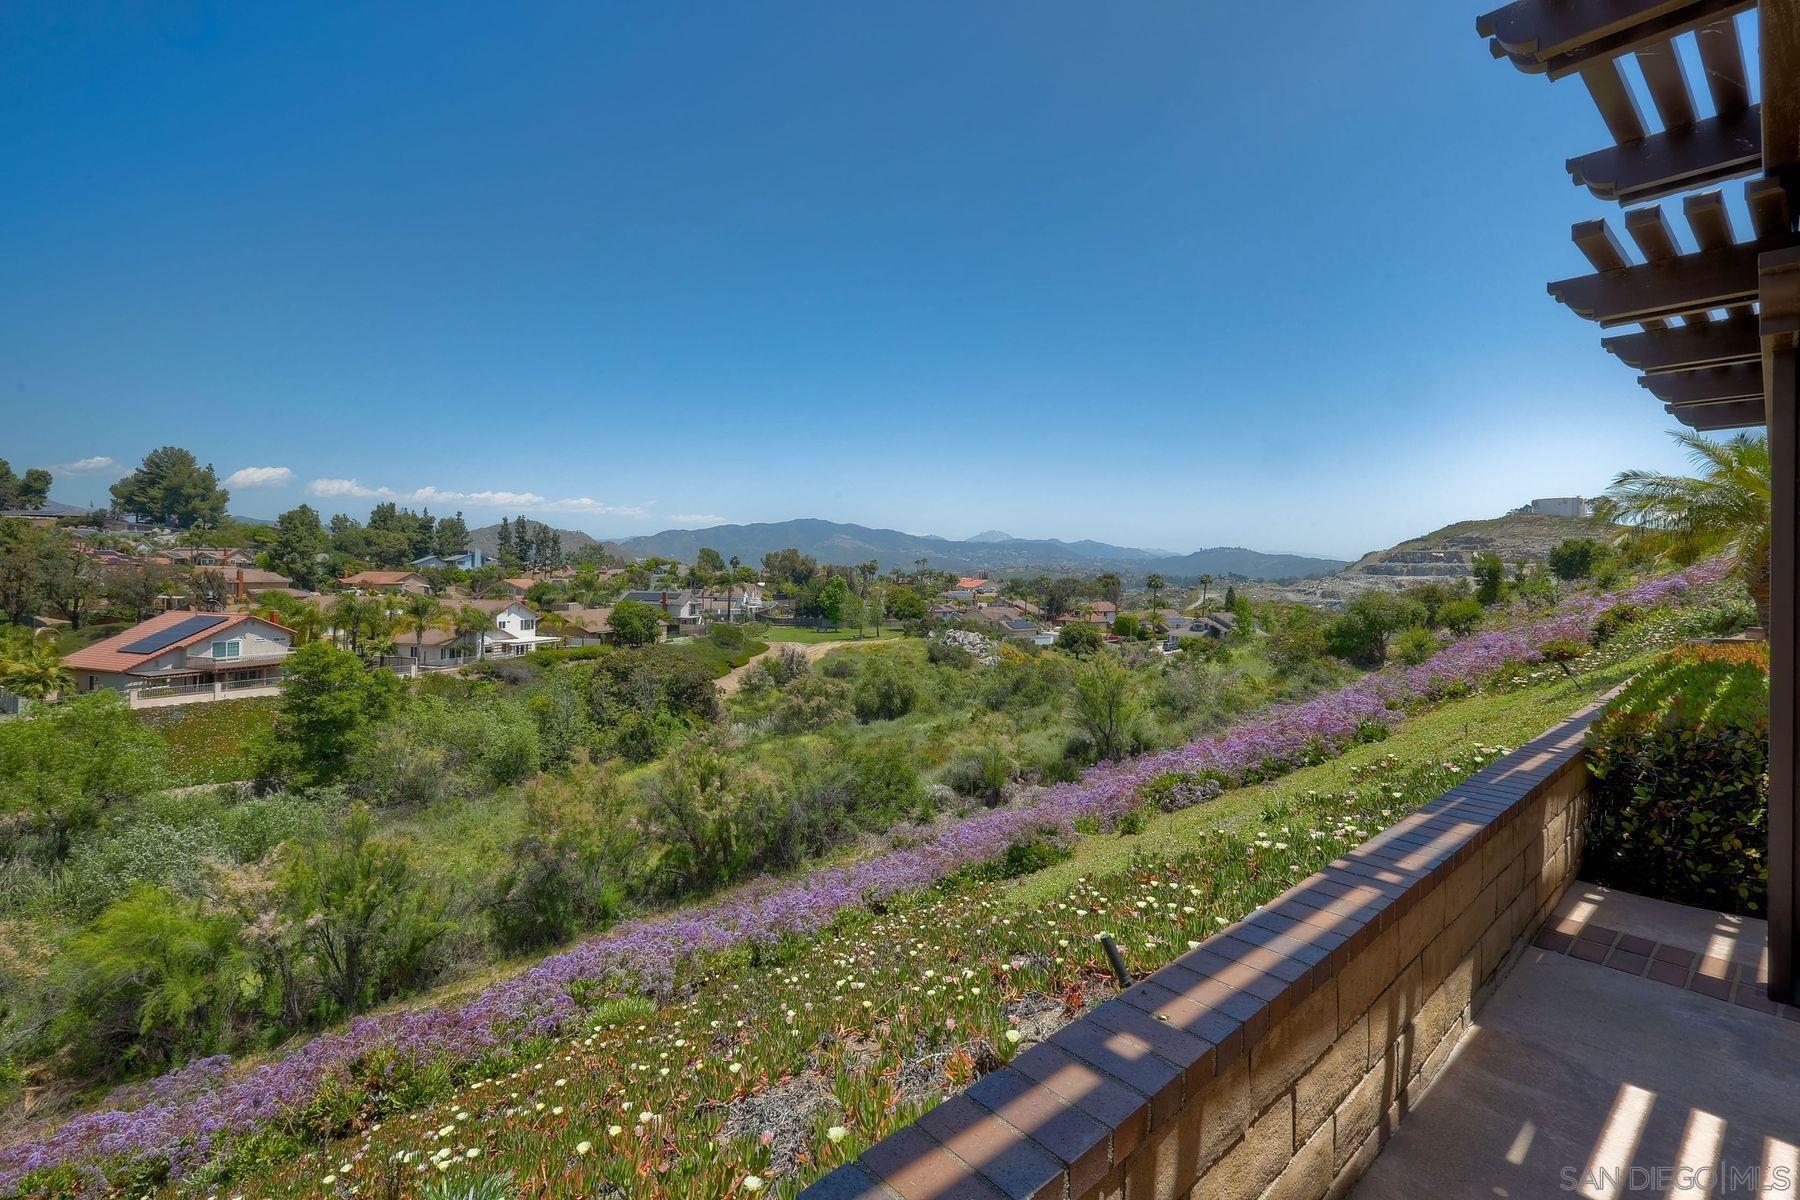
49;885;250;1077
1437;597;1484;637
772;676;852;734
1054;622;1104;656
1589;602;1643;645
852;658;918;722
945;738;1019;803
1585;643;1768;914
1389;626;1438;667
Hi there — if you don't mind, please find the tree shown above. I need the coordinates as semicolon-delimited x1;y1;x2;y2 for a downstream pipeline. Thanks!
1095;572;1123;609
0;692;167;857
1597;431;1771;625
39;546;101;629
104;562;172;621
0;628;71;700
695;547;726;578
1325;592;1427;665
814;575;853;626
50;885;249;1076
1145;573;1166;615
328;593;368;654
1196;573;1215;611
393;593;449;661
279;807;443;1014
0;459;53;510
608;598;663;646
268;504;331;589
434;511;470;559
453;604;498;661
1056;621;1105;656
1070;655;1143;761
886;585;928;622
262;642;401;785
109;447;229;528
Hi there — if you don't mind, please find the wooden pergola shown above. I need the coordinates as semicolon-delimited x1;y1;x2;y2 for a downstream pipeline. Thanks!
1476;0;1799;1000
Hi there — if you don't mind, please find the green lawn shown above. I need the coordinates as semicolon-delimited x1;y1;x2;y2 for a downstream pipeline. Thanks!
761;624;907;644
1006;645;1654;907
136;696;278;785
668;637;771;677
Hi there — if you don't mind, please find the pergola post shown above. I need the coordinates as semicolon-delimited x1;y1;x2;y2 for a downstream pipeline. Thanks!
1769;339;1798;1003
1761;0;1799;1003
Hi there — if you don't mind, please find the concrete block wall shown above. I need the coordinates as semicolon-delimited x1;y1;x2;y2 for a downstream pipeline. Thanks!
802;700;1603;1200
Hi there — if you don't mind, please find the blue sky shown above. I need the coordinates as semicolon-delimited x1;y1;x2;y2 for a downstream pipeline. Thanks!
0;2;1747;560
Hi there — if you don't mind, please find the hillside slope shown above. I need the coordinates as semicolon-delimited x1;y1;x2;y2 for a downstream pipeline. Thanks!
1273;512;1608;607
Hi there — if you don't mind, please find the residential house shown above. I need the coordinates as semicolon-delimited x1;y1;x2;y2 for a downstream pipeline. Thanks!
494;577;538;599
620;589;705;638
945;577;1002;601
161;547;256;568
699;581;767;622
1161;611;1238;651
544;604;613;647
64;609;293;707
200;566;294;600
1054;601;1119;627
410;549;495;571
339;570;434;596
387;598;560;669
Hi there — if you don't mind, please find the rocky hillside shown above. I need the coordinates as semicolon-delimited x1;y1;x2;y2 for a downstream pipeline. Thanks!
1269;512;1608;608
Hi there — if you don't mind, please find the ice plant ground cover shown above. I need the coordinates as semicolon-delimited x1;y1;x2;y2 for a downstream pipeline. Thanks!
0;562;1739;1199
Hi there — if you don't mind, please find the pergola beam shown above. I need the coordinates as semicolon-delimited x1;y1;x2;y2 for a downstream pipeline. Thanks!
1549;232;1800;326
1667;397;1768;427
1478;0;1753;80
1603;314;1762;370
1567;106;1762;204
1639;361;1766;402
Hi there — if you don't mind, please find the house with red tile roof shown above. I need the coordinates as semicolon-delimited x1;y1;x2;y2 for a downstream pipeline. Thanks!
338;570;433;596
63;609;294;707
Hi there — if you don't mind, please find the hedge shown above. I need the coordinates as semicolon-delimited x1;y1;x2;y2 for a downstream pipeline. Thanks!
1585;642;1768;914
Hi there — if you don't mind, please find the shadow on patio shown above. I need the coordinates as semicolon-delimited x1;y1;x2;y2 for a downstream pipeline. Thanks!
1352;884;1800;1199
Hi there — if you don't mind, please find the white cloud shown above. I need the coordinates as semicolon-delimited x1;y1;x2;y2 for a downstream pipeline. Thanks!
669;513;730;525
306;477;650;517
224;465;295;488
55;456;119;474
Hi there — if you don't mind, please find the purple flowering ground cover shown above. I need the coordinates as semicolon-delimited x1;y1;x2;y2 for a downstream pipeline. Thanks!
0;560;1732;1196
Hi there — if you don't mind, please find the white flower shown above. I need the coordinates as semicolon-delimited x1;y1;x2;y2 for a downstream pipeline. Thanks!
744;1176;766;1192
465;1148;481;1159
322;1177;337;1187
608;1124;624;1136
576;1141;594;1156
827;1126;850;1143
1004;1030;1022;1044
728;1062;742;1074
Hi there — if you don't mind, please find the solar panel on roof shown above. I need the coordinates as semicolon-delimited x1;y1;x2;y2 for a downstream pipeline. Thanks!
119;614;230;655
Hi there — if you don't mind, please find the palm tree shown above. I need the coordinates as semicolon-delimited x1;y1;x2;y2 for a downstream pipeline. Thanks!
454;604;498;662
1197;573;1214;612
284;603;327;646
0;630;72;701
1596;431;1771;625
1145;573;1166;618
393;594;449;662
328;593;365;654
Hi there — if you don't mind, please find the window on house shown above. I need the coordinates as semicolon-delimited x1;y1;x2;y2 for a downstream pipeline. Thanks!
211;639;242;659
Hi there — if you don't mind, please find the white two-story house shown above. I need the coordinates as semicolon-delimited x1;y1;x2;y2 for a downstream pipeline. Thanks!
389;599;561;668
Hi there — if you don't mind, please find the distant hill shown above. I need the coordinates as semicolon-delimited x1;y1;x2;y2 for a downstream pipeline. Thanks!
1270;512;1610;608
605;518;1346;581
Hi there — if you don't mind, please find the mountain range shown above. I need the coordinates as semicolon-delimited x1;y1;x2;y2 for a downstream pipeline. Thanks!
470;517;1346;582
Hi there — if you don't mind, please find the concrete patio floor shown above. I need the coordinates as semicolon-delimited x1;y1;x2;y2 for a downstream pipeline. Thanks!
1352;884;1800;1199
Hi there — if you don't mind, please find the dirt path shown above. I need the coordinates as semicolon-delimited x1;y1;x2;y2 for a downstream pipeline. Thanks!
715;638;894;695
